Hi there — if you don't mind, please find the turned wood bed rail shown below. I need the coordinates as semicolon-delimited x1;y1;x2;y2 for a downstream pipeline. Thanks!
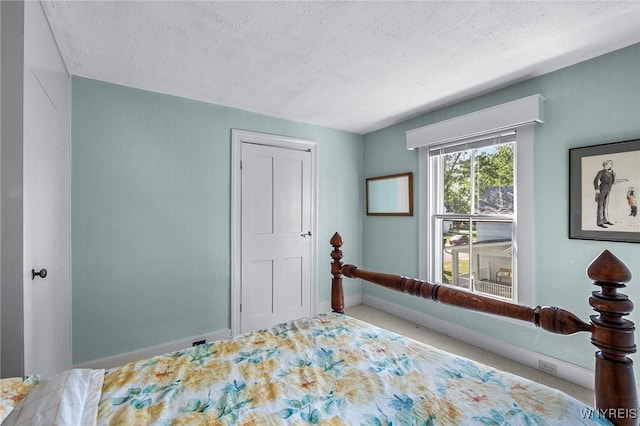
330;232;638;426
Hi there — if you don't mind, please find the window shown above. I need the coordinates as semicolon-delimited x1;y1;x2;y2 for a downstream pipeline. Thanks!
430;133;516;300
408;94;544;306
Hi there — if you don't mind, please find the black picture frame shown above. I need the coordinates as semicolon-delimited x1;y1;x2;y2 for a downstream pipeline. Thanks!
569;138;640;243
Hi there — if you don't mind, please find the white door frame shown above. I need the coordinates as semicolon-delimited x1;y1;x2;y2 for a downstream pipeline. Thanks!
231;129;317;336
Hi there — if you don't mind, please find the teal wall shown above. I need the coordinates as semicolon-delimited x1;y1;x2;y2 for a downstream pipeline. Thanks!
72;77;363;364
73;44;639;372
362;44;640;371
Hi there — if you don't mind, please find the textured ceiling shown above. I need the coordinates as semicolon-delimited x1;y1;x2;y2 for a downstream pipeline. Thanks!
42;1;640;134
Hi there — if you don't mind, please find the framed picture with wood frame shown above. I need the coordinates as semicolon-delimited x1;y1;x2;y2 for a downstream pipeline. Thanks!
366;172;413;216
569;138;640;242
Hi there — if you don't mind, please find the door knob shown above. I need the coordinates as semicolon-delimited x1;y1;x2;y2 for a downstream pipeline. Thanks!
32;268;47;280
300;231;312;238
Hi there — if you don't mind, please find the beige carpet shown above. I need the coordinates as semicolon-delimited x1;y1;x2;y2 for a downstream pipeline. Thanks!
345;304;594;406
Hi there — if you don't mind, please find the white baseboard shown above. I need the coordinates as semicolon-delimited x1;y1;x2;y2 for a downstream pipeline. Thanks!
316;292;362;314
74;329;232;370
73;293;612;396
362;294;595;391
73;295;364;371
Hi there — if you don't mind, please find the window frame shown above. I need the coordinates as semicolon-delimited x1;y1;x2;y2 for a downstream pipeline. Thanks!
429;135;517;300
410;95;543;307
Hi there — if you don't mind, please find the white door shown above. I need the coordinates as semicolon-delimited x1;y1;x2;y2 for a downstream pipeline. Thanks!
22;1;71;377
240;143;312;333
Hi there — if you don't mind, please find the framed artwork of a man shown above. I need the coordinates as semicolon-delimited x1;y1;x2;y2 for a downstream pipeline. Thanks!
569;138;640;242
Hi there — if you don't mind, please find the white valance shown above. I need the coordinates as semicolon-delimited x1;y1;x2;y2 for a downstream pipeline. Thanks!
406;94;545;150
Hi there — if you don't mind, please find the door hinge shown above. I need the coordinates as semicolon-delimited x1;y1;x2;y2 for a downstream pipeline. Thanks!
240;161;243;170
240;303;242;312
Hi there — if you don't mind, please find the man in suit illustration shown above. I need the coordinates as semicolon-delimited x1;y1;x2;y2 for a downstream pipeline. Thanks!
594;159;615;228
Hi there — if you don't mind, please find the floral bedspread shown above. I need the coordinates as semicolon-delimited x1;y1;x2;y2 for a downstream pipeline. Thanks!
97;313;610;425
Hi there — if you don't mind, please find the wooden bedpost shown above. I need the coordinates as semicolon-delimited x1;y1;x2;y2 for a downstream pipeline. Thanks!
330;232;345;314
588;250;638;426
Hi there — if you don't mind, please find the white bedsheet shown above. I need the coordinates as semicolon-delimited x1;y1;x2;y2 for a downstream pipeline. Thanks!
2;368;104;426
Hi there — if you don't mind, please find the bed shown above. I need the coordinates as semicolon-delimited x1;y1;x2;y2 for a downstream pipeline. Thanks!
1;232;637;425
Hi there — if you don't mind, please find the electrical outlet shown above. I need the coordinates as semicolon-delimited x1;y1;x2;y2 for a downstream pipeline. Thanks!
538;359;557;375
192;339;206;346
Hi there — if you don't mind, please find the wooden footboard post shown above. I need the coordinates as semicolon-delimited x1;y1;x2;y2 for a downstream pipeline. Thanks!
330;232;344;314
588;250;638;426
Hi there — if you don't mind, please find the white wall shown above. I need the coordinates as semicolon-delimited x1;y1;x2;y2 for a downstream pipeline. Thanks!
0;0;71;378
22;0;71;377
